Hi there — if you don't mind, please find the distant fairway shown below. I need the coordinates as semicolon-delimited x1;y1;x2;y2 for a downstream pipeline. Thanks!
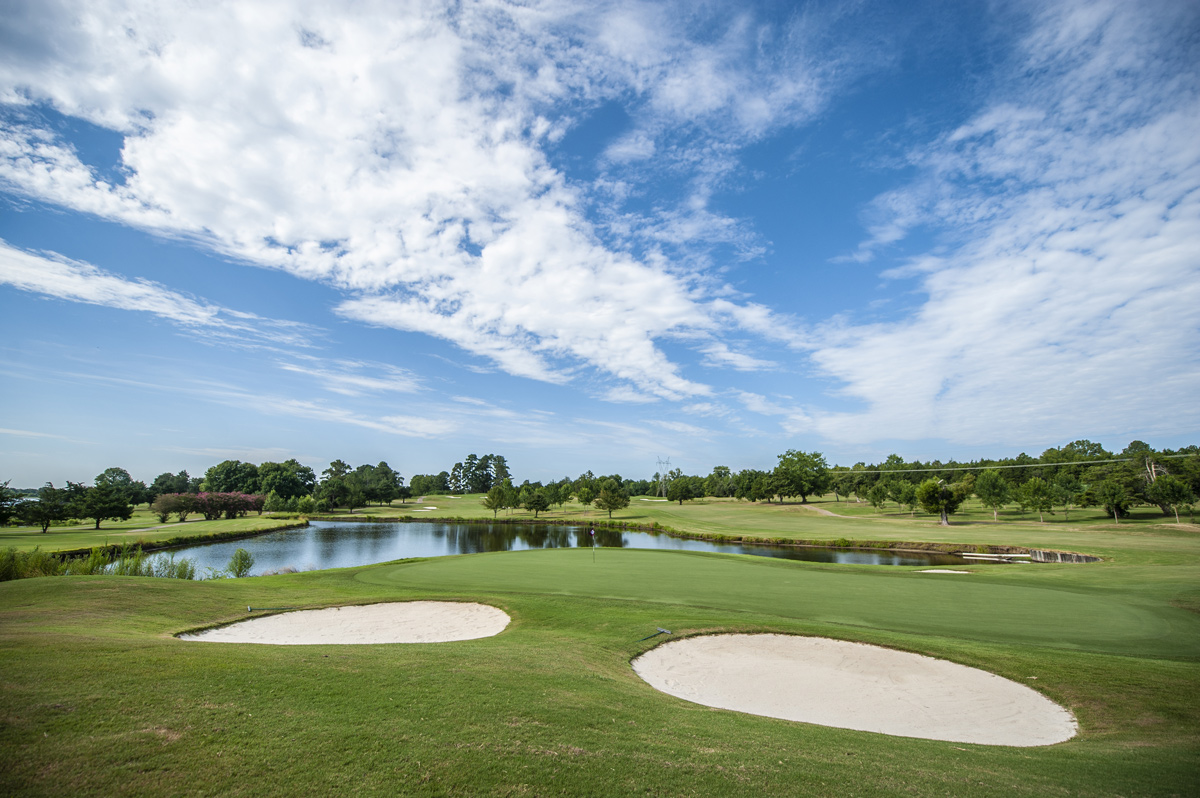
2;500;1198;796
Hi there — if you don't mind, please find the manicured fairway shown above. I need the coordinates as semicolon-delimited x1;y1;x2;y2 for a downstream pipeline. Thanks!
2;542;1198;797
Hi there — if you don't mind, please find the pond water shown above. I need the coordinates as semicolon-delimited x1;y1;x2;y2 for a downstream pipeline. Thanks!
153;520;973;577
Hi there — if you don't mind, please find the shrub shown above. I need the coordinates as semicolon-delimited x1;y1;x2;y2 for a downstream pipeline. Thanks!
63;547;111;576
228;548;255;578
263;490;286;513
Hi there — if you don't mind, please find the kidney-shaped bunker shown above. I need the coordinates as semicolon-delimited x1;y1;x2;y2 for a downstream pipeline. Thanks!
180;601;509;644
633;634;1076;746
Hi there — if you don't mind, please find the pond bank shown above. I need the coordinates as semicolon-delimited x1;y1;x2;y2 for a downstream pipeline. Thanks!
53;520;310;559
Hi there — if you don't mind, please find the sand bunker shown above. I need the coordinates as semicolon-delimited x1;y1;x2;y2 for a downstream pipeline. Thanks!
633;634;1076;746
180;601;509;645
918;569;971;573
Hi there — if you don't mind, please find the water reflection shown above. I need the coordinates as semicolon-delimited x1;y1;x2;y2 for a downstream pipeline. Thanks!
155;520;972;577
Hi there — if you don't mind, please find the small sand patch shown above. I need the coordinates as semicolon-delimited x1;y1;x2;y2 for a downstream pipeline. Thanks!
633;634;1076;746
180;601;509;645
919;569;971;573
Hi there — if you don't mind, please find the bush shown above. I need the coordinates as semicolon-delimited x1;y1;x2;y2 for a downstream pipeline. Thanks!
263;490;286;513
228;548;255;578
62;547;111;576
152;493;199;522
297;495;316;514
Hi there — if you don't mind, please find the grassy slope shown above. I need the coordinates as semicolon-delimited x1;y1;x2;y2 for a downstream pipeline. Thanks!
1;498;1198;796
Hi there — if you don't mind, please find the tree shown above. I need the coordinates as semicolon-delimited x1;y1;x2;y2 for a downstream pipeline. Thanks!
372;461;402;504
974;470;1010;521
149;470;195;503
69;480;134;529
523;489;550;518
576;484;596;507
732;469;769;501
1053;474;1083;521
1146;475;1195;524
0;480;19;526
258;460;314;501
594;481;630;518
16;483;70;532
773;450;831;503
867;483;889;512
1016;477;1054;522
490;455;511;486
705;466;733;498
896;481;919;517
666;477;698;505
203;460;260;494
96;467;147;506
322;460;351;481
152;493;198;522
915;479;967;526
482;486;506;518
1094;480;1131;524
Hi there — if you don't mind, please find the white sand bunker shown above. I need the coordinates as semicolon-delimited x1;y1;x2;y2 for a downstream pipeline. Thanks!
180;601;509;645
633;634;1076;746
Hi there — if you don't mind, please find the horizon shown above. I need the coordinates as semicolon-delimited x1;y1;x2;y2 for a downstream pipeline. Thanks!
3;0;1198;486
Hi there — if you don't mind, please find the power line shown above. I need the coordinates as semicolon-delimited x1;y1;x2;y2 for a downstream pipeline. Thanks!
832;453;1197;476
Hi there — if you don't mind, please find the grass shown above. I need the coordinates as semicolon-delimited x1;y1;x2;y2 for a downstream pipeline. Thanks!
1;496;1198;796
0;506;304;555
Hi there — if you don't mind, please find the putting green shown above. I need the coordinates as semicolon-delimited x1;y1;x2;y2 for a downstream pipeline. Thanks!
358;548;1200;658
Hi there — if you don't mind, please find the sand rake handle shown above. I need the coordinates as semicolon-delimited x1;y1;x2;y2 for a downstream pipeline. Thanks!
637;628;672;642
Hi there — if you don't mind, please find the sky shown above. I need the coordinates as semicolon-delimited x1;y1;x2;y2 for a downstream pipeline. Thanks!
1;0;1198;487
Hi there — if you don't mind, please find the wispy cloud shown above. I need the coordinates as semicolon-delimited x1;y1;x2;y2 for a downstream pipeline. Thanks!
276;356;423;397
0;240;317;349
807;0;1200;445
0;427;94;445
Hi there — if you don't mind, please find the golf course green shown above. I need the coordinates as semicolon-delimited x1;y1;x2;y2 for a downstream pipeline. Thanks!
2;502;1198;796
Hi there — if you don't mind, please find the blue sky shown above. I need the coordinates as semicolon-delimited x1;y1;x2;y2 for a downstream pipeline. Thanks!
2;0;1198;487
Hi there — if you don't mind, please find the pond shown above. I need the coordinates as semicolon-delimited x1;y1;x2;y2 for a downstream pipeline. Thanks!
153;520;975;577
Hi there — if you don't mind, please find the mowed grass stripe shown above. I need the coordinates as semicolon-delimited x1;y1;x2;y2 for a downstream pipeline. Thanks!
358;548;1200;658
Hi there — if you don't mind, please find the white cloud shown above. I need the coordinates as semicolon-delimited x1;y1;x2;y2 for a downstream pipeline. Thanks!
205;392;459;440
808;0;1200;446
0;0;813;404
649;419;710;436
0;427;93;444
699;343;775;371
0;240;315;348
276;357;423;397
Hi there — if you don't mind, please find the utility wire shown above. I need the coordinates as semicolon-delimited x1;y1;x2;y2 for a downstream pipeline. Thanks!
832;453;1197;476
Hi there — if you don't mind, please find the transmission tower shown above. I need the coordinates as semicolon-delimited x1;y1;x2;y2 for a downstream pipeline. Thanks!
656;456;672;497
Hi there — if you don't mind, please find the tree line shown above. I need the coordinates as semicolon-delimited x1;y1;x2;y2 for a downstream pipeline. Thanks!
0;457;409;531
647;440;1198;525
4;439;1196;531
